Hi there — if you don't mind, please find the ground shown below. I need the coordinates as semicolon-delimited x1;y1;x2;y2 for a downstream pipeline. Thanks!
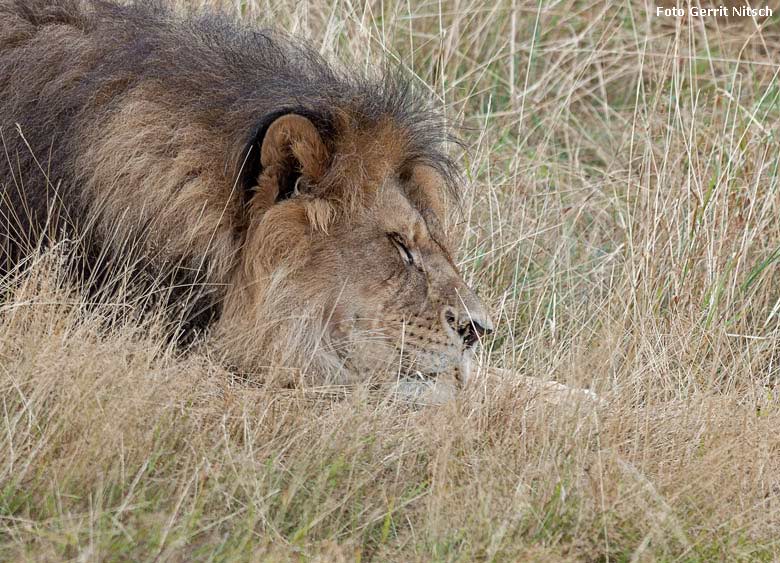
2;0;780;560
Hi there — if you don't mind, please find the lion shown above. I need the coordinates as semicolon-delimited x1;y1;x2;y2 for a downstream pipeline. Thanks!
0;0;493;400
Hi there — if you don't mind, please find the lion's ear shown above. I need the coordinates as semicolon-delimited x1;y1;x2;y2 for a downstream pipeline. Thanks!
251;114;329;210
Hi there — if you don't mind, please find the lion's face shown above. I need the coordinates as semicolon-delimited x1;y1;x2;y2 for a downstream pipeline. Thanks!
312;177;492;390
223;114;491;397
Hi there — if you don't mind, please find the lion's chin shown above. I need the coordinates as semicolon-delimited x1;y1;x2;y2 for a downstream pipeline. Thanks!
392;373;459;405
383;350;475;404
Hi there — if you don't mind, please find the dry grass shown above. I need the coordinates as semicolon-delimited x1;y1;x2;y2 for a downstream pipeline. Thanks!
3;0;780;560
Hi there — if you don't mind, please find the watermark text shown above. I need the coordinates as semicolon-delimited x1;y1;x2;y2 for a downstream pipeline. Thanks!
655;5;773;17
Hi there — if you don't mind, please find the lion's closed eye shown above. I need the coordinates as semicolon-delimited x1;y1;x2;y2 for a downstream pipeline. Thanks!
388;232;415;266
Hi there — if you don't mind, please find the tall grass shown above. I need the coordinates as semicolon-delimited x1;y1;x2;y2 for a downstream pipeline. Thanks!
2;0;780;559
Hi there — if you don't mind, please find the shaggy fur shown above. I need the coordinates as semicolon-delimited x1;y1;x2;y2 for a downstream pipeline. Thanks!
0;0;491;394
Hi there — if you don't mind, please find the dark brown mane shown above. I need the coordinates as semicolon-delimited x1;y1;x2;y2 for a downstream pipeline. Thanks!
0;0;462;337
0;0;459;213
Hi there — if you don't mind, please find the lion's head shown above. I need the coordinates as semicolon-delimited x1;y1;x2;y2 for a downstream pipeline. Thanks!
217;113;492;398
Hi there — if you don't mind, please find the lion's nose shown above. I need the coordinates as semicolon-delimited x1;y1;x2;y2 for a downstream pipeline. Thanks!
443;306;494;348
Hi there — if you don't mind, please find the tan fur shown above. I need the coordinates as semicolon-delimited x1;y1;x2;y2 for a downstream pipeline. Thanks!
77;88;243;283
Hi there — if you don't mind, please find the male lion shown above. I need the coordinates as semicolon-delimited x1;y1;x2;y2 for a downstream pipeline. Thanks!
0;0;492;399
